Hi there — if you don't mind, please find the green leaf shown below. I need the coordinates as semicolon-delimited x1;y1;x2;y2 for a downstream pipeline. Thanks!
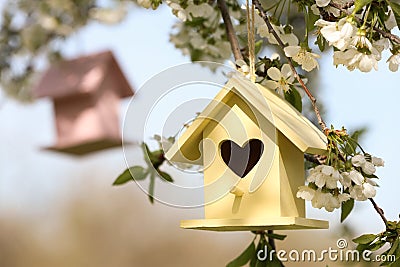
255;259;267;267
158;171;174;182
341;198;354;222
307;11;319;32
353;0;373;13
131;166;148;180
113;166;148;185
250;239;264;267
387;238;399;256
148;171;156;204
141;143;153;167
369;240;386;251
353;234;378;245
226;241;256;267
389;1;400;28
390;259;400;267
255;40;264;56
389;221;398;230
284;88;302;112
315;34;326;52
265;232;287;241
356;243;372;251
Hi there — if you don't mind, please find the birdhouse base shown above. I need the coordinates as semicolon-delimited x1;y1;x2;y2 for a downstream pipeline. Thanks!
42;138;126;156
181;217;328;231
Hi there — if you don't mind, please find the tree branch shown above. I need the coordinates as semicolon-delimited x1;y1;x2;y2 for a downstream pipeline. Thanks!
329;2;400;45
253;0;328;132
217;0;244;62
369;198;388;227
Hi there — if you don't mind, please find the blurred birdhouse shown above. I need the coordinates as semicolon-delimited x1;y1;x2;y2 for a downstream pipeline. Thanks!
165;75;329;231
33;50;134;155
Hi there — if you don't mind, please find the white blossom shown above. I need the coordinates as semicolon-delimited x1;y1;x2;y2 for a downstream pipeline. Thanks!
255;16;298;46
341;170;364;188
262;64;295;96
333;47;380;72
316;0;331;7
372;156;385;167
374;38;390;53
350;182;376;201
166;1;187;21
185;3;214;19
307;165;341;189
351;30;373;51
387;53;400;72
311;5;320;15
315;18;356;51
315;0;354;17
352;154;376;175
235;59;250;78
296;186;315;201
311;189;331;209
385;8;398;30
310;190;345;212
297;185;350;212
338;193;351;203
137;0;152;8
284;46;320;72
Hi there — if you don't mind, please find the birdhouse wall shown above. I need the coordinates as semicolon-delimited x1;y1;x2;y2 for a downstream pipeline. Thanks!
202;95;306;221
277;132;306;218
53;86;120;147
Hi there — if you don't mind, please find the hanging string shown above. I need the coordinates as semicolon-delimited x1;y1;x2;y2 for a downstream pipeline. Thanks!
246;0;256;82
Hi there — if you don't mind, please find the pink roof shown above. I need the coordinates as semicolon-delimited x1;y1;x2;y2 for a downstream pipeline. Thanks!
33;50;134;99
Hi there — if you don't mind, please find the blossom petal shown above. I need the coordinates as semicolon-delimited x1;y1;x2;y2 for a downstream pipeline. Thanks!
281;64;292;79
362;162;376;175
352;154;366;167
372;156;385;167
263;80;278;90
316;0;331;7
362;183;376;198
267;67;282;81
284;46;301;57
349;170;364;185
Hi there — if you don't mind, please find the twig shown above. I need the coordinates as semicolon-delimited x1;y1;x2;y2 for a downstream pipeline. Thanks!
331;0;355;10
253;230;277;250
369;198;388;227
267;230;276;250
253;0;328;132
304;154;327;165
217;0;244;62
329;2;400;45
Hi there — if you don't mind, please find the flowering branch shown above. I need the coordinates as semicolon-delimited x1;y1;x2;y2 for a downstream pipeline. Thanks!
329;2;400;45
253;0;328;132
369;198;388;227
252;2;390;229
303;147;388;228
217;0;244;62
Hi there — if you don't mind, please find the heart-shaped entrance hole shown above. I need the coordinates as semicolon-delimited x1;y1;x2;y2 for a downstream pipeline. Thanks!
220;139;264;178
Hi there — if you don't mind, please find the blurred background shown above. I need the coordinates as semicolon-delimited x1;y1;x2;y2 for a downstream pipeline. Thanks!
0;0;399;266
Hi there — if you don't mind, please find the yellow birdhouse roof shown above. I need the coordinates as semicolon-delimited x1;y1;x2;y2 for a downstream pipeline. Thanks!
165;75;327;164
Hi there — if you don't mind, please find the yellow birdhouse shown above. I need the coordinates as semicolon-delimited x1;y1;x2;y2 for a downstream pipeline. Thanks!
165;75;329;231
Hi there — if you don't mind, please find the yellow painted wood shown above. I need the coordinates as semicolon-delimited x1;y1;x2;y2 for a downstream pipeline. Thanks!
165;76;327;164
181;217;329;231
164;75;329;231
